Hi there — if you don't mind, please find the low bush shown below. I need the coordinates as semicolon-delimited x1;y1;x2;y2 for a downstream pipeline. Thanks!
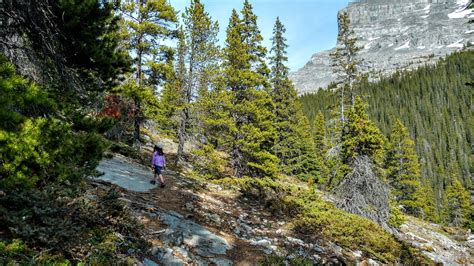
216;177;403;263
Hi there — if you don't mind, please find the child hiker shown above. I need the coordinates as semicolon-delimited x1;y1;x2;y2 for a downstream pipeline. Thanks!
151;144;166;188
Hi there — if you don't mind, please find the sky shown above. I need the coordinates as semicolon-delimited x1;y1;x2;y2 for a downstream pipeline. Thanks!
170;0;350;72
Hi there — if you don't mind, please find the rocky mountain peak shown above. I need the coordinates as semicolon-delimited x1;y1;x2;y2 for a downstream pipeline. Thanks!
290;0;473;94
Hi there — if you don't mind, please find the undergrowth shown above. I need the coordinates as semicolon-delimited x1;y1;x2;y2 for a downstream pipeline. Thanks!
214;177;419;263
0;186;148;264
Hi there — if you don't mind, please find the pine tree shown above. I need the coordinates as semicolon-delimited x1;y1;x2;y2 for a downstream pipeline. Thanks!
120;0;177;143
386;119;428;216
175;0;220;164
269;18;317;179
223;5;278;178
330;11;362;123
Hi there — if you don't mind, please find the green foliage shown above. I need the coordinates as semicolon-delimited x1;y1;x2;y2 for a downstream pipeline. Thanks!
301;52;473;206
221;5;278;178
0;57;107;192
269;19;318;180
261;255;314;265
385;119;434;218
301;51;473;224
388;202;406;229
0;187;147;264
443;177;471;227
341;97;385;165
191;144;228;179
215;177;403;263
57;0;130;86
120;0;177;141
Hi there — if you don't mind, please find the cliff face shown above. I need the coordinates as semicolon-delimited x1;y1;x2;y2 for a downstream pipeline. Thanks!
290;0;474;94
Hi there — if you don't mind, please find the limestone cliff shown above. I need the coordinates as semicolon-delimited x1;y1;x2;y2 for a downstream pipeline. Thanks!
290;0;474;94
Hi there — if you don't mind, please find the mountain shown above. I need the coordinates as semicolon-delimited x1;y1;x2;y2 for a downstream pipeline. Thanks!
290;0;474;94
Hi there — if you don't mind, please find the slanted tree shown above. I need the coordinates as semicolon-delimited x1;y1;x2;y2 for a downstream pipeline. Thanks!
120;0;177;143
175;0;220;164
330;11;362;123
223;5;278;178
269;17;317;180
385;119;433;217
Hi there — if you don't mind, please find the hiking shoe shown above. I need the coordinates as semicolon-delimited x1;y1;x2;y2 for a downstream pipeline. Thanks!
150;180;156;185
160;182;166;188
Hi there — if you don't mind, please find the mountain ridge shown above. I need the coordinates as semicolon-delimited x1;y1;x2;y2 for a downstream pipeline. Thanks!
290;0;474;94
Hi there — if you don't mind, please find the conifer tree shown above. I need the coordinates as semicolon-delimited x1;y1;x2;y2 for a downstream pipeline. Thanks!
269;17;317;179
330;11;362;123
443;165;471;227
223;5;278;178
341;96;385;165
120;0;177;143
386;119;427;216
158;27;187;136
312;111;330;184
313;111;327;155
175;0;220;164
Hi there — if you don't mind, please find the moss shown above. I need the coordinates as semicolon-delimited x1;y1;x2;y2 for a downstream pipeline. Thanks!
388;203;406;229
260;255;314;265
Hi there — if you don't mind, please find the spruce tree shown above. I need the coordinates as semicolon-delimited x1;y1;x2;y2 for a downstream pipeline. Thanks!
443;165;471;227
386;119;427;216
269;18;317;179
312;111;330;184
223;6;278;178
313;111;327;155
174;0;220;164
330;11;362;122
340;97;385;166
120;0;177;143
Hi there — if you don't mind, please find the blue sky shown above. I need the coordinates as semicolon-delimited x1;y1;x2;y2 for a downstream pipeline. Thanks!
171;0;350;72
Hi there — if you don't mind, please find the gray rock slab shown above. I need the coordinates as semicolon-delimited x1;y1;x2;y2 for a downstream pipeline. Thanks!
159;211;231;257
96;155;156;192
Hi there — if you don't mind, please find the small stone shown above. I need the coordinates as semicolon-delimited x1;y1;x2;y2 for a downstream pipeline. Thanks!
353;250;363;259
233;227;241;235
185;202;194;212
209;213;221;225
286;236;304;246
368;258;380;266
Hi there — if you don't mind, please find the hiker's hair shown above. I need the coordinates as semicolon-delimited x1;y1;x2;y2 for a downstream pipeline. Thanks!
154;145;164;156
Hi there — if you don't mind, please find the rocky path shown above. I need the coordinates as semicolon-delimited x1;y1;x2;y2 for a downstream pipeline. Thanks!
96;154;268;265
95;154;473;265
397;217;473;265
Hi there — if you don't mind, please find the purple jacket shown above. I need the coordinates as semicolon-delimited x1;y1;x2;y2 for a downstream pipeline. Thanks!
152;152;166;167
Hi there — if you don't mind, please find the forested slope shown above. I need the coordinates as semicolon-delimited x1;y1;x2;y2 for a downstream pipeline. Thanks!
301;51;473;210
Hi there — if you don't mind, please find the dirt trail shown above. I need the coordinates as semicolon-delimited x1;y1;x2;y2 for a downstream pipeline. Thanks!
96;154;269;265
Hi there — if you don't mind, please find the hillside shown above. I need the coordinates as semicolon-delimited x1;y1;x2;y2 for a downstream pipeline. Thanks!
0;0;472;265
290;0;474;94
93;145;472;265
300;51;473;211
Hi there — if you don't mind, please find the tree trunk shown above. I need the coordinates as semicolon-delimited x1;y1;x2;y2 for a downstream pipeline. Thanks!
176;41;195;164
176;107;189;164
341;85;345;125
134;49;143;144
